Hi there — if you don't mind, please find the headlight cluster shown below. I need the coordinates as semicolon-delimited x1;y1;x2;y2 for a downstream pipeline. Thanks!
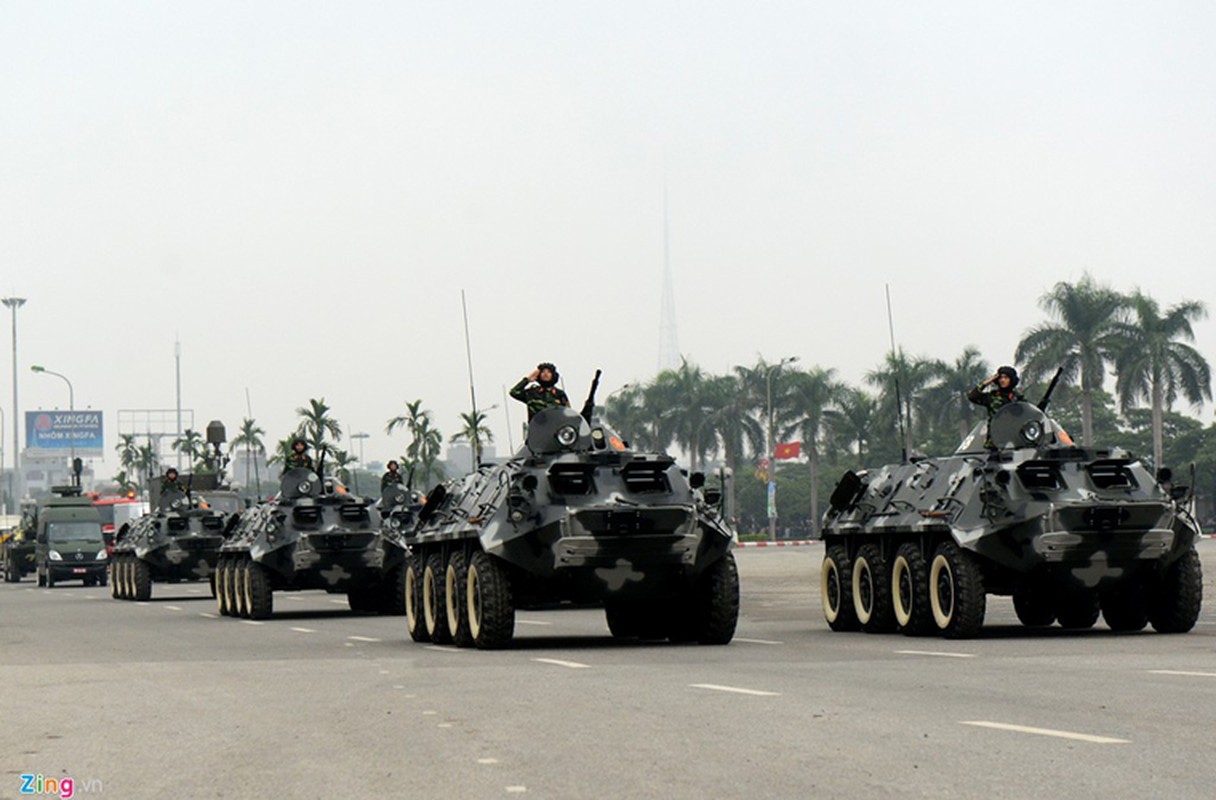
1021;421;1043;445
297;481;312;495
96;550;108;560
48;550;63;561
555;425;578;447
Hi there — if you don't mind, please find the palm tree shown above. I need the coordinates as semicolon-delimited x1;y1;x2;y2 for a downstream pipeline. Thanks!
1111;292;1211;466
172;428;207;470
1015;274;1127;446
920;346;990;443
296;398;343;471
450;410;496;467
133;443;160;492
826;387;879;467
116;434;138;476
267;438;296;476
603;385;662;451
645;360;714;469
230;418;266;497
330;448;356;487
781;367;840;536
866;351;938;458
386;400;445;487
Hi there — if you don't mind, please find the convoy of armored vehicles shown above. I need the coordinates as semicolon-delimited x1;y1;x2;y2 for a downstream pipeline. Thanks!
819;397;1204;638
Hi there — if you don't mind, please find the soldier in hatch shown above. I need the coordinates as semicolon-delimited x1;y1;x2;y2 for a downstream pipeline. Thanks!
509;362;571;421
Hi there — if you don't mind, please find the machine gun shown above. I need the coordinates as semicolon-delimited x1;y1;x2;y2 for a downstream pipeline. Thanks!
1038;367;1065;412
580;369;602;424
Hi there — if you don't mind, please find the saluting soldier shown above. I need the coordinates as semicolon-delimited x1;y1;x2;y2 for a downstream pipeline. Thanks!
968;365;1026;447
284;439;314;472
509;362;571;421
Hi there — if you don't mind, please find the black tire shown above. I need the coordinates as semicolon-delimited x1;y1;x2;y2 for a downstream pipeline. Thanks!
245;561;273;620
404;554;430;642
347;588;379;613
928;541;985;639
853;542;895;633
1013;588;1056;627
123;558;135;600
1147;548;1203;633
466;550;515;649
234;561;251;619
446;552;474;647
821;543;860;632
381;563;407;616
1056;589;1100;629
216;559;231;616
209;569;217;599
423;552;452;644
695;552;739;644
891;542;933;636
45;570;55;588
133;560;152;602
605;598;666;639
110;562;122;599
1101;584;1148;632
98;571;107;588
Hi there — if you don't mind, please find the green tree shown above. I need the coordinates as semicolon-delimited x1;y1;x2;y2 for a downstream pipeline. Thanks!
781;367;840;536
1015;274;1126;446
826;387;880;467
450;409;496;466
296;398;343;471
386;400;444;487
1111;292;1211;467
921;346;990;447
866;351;938;458
116;434;138;476
230;418;266;497
172;428;207;470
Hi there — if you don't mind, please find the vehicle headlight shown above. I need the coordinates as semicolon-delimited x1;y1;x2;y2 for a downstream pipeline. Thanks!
49;550;63;561
96;550;108;560
298;481;312;495
389;518;401;529
1021;421;1043;445
555;425;578;447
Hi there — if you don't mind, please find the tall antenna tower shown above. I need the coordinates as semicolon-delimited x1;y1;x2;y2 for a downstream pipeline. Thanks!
657;190;680;372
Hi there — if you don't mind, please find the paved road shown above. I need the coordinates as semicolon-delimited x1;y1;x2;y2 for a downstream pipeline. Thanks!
2;541;1215;799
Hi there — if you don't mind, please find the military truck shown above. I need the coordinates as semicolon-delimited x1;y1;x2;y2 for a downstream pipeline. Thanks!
33;486;108;588
110;478;238;602
404;372;739;649
2;500;38;582
819;397;1203;638
214;468;406;619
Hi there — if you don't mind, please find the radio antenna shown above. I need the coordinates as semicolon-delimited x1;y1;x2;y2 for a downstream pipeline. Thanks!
461;290;482;468
886;284;909;463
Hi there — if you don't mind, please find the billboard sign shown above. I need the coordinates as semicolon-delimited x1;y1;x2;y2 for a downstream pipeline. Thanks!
26;411;104;456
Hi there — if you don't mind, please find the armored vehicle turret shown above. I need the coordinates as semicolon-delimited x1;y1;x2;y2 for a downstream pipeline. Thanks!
110;481;238;602
404;373;739;650
214;468;407;619
819;399;1203;638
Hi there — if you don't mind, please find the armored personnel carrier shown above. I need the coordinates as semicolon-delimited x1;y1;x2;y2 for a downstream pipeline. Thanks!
404;373;739;649
2;500;38;583
819;395;1204;639
110;482;237;602
214;468;406;619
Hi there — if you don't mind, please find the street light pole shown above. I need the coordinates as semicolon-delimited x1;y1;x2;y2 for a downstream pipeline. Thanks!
766;356;799;541
31;365;75;468
2;297;26;501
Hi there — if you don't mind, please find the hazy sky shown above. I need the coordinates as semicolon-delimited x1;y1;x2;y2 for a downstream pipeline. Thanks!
3;2;1214;471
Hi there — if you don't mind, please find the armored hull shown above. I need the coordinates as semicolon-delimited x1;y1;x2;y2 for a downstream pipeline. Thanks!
819;401;1203;638
214;469;407;619
109;490;234;602
405;405;739;649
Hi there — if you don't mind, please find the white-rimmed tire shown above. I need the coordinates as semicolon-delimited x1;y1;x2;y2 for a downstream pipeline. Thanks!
423;552;452;644
891;542;932;636
466;550;514;650
446;552;473;647
405;555;430;643
853;543;895;633
929;541;985;639
821;543;859;632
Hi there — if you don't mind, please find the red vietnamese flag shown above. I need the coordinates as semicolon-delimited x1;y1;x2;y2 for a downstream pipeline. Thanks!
774;441;801;460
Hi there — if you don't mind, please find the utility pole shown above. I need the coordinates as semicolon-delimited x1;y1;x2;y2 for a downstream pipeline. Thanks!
175;337;183;471
766;356;799;541
2;297;26;501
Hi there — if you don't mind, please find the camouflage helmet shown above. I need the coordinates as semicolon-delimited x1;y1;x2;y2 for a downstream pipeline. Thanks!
291;438;307;451
996;365;1020;388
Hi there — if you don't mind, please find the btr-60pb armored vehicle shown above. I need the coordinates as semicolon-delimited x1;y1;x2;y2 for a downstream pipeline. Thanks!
405;373;739;649
110;480;238;602
819;395;1203;639
215;468;407;619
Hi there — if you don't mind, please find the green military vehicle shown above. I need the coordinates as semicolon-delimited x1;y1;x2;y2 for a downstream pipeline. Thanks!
34;486;108;588
2;500;38;582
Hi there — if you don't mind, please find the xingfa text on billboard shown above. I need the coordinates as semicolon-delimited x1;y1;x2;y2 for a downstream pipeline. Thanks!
25;411;104;455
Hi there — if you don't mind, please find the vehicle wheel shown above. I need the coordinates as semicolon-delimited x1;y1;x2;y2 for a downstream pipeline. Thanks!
133;560;152;602
694;552;739;644
110;563;122;599
119;559;131;599
466;550;514;649
1013;588;1056;627
929;541;985;639
1101;585;1148;632
379;562;407;616
225;560;242;618
209;569;217;599
1147;548;1203;633
1056;589;1100;629
235;561;251;619
404;554;430;643
126;558;138;600
446;552;474;647
853;543;895;633
98;571;107;588
245;561;273;620
605;598;666;639
216;559;231;616
423;552;452;644
347;588;379;613
891;542;932;636
46;570;55;588
821;543;860;632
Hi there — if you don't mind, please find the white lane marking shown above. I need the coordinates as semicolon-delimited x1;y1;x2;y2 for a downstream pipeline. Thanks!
240;619;264;626
735;637;784;645
285;596;305;602
425;645;467;653
186;588;202;594
516;619;551;626
1149;669;1216;678
348;636;381;643
896;650;977;659
422;710;438;716
329;598;347;605
199;613;218;619
960;721;1129;744
438;723;453;728
506;787;527;794
164;605;183;611
290;627;316;633
532;658;590;669
379;670;390;675
478;758;499;765
61;592;75;597
689;683;780;697
136;602;149;606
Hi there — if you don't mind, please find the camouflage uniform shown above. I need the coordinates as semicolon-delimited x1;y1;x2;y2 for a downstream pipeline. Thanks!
284;452;313;472
160;477;185;494
968;382;1026;448
510;377;570;421
381;470;403;490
